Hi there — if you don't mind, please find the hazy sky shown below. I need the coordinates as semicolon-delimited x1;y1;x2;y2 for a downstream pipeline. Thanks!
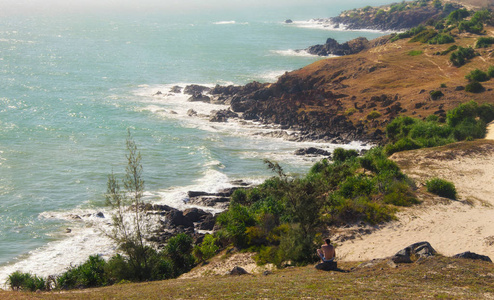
2;0;396;15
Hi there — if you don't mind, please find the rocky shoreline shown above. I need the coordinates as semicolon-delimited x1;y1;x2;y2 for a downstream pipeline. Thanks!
157;82;381;145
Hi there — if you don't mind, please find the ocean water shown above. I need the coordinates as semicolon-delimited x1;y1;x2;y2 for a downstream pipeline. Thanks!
0;0;395;282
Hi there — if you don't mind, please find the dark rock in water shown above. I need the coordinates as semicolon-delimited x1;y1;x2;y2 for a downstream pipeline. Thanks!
188;92;210;103
188;191;212;198
294;147;331;157
169;86;182;93
96;212;105;218
197;214;216;231
165;210;194;228
187;109;198;117
183;207;209;223
209;109;238;122
154;91;162;96
391;241;436;264
305;37;370;57
315;261;338;271
453;251;492;263
184;84;211;95
284;19;293;24
188;196;230;208
229;266;248;275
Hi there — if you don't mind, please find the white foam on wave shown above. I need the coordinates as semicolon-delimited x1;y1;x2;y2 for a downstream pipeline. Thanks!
256;70;287;82
213;21;236;25
0;210;115;287
288;19;397;33
270;49;334;58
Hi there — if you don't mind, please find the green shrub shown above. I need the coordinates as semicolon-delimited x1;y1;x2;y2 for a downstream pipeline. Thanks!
450;46;476;67
426;177;457;199
367;110;381;120
409;29;438;43
447;8;469;23
332;148;359;163
391;25;426;42
339;175;375;199
194;234;220;262
386;116;417;142
476;37;494;48
384;137;421;155
383;181;419;207
465;81;484;93
440;44;457;55
477;103;494;124
408;50;423;56
217;203;256;248
452;119;486;140
7;271;47;292
465;69;489;82
428;34;454;44
56;255;107;289
429;90;444;100
165;233;195;277
446;100;479;127
487;66;494;78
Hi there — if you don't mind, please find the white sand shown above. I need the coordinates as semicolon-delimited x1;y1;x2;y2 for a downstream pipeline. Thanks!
337;141;494;261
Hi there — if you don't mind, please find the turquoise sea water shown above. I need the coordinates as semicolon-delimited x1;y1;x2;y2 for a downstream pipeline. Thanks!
0;0;395;280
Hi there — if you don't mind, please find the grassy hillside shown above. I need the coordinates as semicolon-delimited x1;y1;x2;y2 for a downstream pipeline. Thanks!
1;255;492;299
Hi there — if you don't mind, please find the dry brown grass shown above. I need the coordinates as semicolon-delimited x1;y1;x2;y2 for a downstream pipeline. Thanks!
2;256;493;299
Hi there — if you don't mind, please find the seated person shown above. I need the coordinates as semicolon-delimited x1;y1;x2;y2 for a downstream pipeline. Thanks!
317;238;335;262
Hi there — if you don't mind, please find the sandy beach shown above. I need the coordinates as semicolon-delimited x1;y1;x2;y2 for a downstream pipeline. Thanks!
337;139;494;261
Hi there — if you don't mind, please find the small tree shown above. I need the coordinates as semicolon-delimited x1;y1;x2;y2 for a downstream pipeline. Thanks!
105;130;151;280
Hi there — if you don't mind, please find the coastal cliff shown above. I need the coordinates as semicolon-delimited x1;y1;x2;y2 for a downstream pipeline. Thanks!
197;3;494;144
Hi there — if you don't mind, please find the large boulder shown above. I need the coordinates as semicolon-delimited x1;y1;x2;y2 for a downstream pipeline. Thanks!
184;84;211;95
183;207;209;223
315;261;338;271
165;210;194;228
229;266;248;276
188;92;211;103
209;109;239;122
169;86;182;93
391;241;436;264
294;147;331;157
452;251;492;263
197;214;216;231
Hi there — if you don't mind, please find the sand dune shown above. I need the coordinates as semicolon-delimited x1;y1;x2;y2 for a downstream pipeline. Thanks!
337;140;494;261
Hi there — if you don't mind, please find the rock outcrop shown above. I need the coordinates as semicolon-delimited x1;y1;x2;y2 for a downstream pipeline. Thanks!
306;37;371;57
391;241;436;263
453;251;492;263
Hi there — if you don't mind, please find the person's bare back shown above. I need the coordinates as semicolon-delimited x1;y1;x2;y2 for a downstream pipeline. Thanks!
317;239;335;262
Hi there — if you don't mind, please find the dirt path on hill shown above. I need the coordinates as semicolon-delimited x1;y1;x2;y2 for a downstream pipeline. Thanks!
336;141;494;261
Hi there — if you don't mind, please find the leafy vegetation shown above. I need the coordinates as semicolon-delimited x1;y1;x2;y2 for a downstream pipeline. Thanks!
215;148;417;267
488;66;494;78
457;9;491;34
475;36;494;48
385;101;494;155
449;46;476;67
429;90;444;100
426;178;457;199
465;81;484;93
465;69;489;82
408;50;423;56
6;271;48;292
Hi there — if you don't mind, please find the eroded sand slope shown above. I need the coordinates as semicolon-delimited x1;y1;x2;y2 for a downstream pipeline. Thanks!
337;140;494;261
